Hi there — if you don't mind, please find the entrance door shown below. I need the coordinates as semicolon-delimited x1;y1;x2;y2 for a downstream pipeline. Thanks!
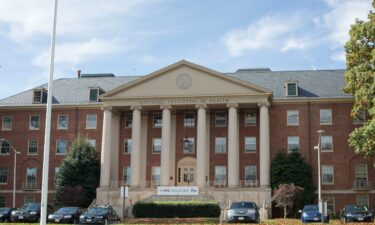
177;166;196;186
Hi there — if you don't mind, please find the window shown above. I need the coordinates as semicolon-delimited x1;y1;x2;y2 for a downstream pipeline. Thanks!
184;112;195;127
123;166;131;185
322;165;334;184
29;115;40;130
356;196;369;207
153;113;162;128
0;167;8;184
355;164;368;186
0;195;5;207
215;166;226;185
321;136;333;152
215;137;226;153
54;167;60;185
2;116;12;130
0;140;10;155
287;136;299;153
86;114;97;129
28;140;38;154
183;137;195;154
24;196;35;204
56;139;67;155
244;112;256;126
286;82;298;96
153;138;161;153
33;90;42;103
57;115;68;129
125;114;132;128
87;139;96;149
353;110;365;124
287;110;299;125
245;137;256;153
89;88;99;101
320;109;332;125
26;167;37;189
151;166;160;185
245;165;256;185
124;139;132;154
323;197;335;214
215;112;227;126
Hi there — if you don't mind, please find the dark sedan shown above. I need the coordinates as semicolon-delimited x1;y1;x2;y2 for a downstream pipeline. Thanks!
300;205;329;223
48;207;84;224
79;205;120;224
0;207;14;222
11;203;53;222
340;205;374;223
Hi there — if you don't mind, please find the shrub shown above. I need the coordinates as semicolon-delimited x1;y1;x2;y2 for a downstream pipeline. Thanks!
132;201;221;218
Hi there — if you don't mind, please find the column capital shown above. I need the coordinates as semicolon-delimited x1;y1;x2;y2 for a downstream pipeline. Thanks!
195;104;207;109
257;102;270;108
101;106;112;111
130;105;142;111
160;104;172;110
226;103;238;108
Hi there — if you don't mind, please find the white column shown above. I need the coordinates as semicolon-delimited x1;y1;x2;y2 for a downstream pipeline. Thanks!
100;106;112;187
130;106;142;187
160;105;171;186
196;104;207;187
227;103;239;187
259;102;270;188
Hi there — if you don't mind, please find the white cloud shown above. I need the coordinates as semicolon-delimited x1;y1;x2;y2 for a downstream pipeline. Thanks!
331;51;346;62
223;14;301;57
281;38;312;52
315;0;371;47
32;38;124;69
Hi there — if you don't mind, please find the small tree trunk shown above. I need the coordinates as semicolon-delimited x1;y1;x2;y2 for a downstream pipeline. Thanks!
283;206;287;219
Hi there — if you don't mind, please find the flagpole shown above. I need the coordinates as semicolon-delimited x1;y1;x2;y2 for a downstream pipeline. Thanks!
40;0;58;224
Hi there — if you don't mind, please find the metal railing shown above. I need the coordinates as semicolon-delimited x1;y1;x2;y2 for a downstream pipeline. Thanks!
23;181;37;190
352;180;373;190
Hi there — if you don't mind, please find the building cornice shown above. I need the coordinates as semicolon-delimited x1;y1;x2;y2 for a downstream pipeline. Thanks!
271;97;354;105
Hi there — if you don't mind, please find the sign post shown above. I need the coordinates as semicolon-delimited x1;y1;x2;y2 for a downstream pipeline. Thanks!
120;186;128;219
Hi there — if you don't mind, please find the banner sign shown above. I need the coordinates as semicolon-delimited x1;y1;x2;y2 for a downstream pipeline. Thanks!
157;186;199;196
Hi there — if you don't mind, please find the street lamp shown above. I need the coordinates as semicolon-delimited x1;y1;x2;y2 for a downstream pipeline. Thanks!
0;138;21;208
314;130;325;223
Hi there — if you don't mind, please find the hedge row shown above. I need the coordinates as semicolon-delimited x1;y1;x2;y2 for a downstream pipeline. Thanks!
132;201;221;218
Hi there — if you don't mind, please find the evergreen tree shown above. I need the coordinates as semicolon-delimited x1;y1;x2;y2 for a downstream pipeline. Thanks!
55;136;100;208
343;1;375;158
271;152;315;216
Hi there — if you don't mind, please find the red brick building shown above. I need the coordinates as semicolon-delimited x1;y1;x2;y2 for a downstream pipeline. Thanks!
0;61;373;217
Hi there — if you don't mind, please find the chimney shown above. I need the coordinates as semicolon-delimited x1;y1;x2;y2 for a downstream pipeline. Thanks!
77;70;81;78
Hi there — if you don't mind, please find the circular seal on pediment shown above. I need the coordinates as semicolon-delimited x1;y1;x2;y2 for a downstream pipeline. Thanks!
176;74;192;90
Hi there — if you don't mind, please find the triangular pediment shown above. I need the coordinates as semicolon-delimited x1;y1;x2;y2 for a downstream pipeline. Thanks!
101;60;271;100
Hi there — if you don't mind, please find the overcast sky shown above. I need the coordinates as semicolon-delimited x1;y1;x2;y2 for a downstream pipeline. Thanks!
0;0;372;100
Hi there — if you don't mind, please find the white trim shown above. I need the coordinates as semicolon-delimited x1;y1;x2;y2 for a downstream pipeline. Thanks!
285;81;298;97
57;114;68;130
27;139;38;155
320;109;332;125
86;114;97;129
286;110;299;126
29;115;40;130
1;115;13;131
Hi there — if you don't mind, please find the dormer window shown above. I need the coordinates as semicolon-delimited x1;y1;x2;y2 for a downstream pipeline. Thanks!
33;89;47;103
89;88;99;102
286;82;298;97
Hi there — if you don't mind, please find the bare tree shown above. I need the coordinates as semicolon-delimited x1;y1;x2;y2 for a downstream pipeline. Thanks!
272;183;304;219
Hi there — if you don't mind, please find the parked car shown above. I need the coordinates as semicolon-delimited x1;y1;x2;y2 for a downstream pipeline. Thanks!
340;205;374;223
11;203;53;222
0;207;15;222
300;205;329;223
226;201;260;223
79;205;120;224
48;206;84;224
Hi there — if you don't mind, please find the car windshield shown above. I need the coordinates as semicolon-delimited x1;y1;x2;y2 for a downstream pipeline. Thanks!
230;202;255;209
88;207;108;215
347;205;368;212
21;204;40;211
56;207;77;214
304;205;319;212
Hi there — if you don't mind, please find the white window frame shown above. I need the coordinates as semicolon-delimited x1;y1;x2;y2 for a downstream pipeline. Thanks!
1;116;12;131
244;165;257;185
322;165;334;185
287;136;299;153
244;137;256;153
89;88;99;102
124;113;132;128
215;137;226;153
152;138;161;153
56;139;67;155
26;167;37;188
123;166;131;185
356;195;369;207
0;167;8;184
353;110;365;124
151;166;160;186
87;139;96;149
27;139;38;155
215;112;227;127
321;135;333;152
184;112;195;127
323;197;335;214
355;164;368;183
244;112;256;126
57;115;68;130
286;82;298;97
153;113;162;128
124;139;132;154
0;141;10;155
33;90;42;103
29;115;40;130
320;109;332;125
183;137;195;154
214;166;227;185
287;110;299;126
86;114;97;129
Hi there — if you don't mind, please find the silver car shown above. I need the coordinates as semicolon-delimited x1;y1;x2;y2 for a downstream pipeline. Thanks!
226;201;260;223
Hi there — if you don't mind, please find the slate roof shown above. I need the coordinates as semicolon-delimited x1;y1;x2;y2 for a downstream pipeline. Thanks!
0;69;350;106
